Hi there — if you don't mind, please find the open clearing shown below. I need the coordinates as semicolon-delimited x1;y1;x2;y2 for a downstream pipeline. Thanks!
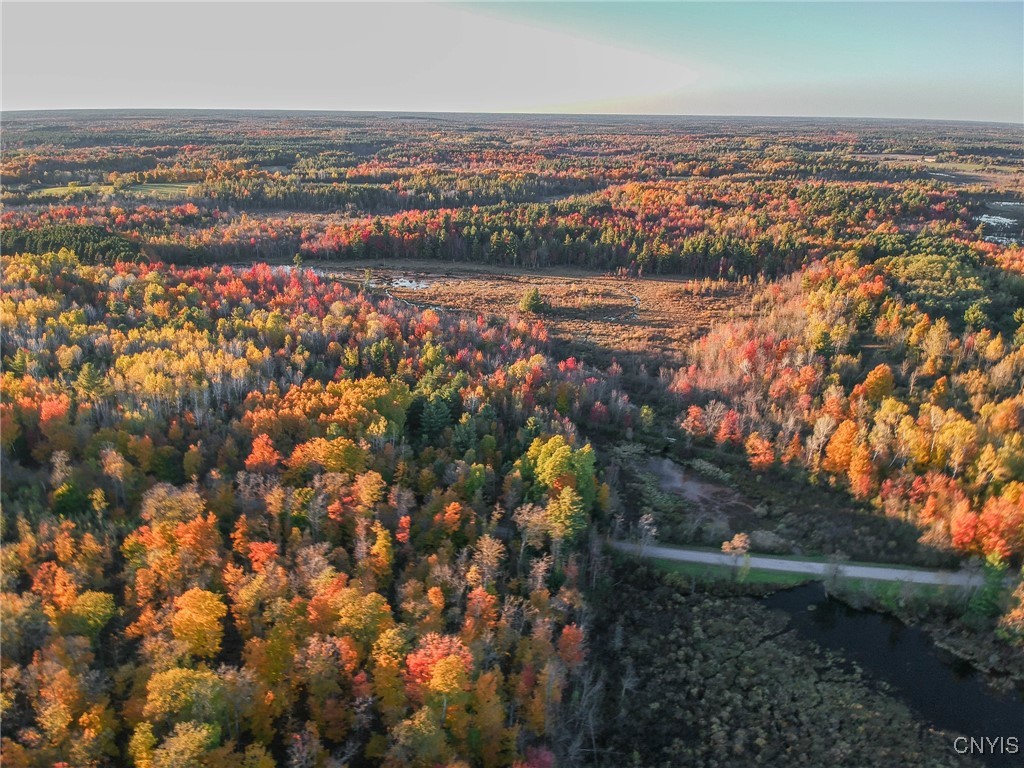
852;152;1024;193
128;182;194;199
29;183;113;198
299;257;755;368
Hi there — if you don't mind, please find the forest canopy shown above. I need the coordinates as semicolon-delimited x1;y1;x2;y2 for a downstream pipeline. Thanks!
1;112;1022;767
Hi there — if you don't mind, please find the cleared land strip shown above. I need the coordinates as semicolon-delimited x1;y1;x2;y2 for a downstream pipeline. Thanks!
612;541;987;589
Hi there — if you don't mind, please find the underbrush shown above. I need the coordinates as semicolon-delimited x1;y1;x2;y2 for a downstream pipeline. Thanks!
587;560;982;767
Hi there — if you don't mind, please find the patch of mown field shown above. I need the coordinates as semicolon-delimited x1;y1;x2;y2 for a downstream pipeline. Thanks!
28;183;113;199
650;556;813;586
127;182;194;199
833;577;970;609
18;182;195;201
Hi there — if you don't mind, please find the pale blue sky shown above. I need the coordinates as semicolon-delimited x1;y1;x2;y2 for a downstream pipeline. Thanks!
487;1;1023;121
2;2;1021;122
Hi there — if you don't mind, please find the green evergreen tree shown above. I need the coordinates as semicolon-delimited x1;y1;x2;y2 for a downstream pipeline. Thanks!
519;287;544;313
75;362;107;399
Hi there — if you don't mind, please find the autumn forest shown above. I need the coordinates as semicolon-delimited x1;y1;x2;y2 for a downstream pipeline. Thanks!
1;111;1023;768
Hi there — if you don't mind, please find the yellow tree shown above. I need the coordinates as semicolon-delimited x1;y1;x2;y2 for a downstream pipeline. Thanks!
371;628;409;727
172;589;227;659
936;411;979;478
368;521;394;588
428;653;469;727
546;487;586;549
471;670;514;768
862;363;895;402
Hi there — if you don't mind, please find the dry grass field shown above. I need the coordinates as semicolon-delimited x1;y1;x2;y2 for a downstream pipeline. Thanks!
300;258;756;369
852;152;1024;193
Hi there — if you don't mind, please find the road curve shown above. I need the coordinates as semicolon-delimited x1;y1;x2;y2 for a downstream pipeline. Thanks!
612;541;986;589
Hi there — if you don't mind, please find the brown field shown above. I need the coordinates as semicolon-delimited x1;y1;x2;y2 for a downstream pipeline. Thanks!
853;152;1024;193
299;258;755;370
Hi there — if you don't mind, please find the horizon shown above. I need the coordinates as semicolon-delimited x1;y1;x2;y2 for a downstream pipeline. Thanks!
3;1;1022;124
2;107;1020;129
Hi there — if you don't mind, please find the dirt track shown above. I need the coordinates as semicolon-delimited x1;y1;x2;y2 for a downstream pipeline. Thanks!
612;540;988;588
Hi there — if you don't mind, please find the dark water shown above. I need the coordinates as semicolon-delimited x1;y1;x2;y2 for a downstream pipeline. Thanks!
764;584;1024;768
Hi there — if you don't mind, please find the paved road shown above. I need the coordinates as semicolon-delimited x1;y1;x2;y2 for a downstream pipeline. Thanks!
612;541;986;589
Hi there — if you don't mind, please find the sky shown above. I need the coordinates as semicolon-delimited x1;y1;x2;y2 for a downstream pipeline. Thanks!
2;1;1022;123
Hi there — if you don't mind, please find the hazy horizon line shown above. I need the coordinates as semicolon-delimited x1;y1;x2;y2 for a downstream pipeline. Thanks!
3;107;1021;128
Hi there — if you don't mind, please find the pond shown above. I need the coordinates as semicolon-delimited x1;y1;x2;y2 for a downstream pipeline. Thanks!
977;200;1023;246
390;276;432;290
764;584;1024;767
